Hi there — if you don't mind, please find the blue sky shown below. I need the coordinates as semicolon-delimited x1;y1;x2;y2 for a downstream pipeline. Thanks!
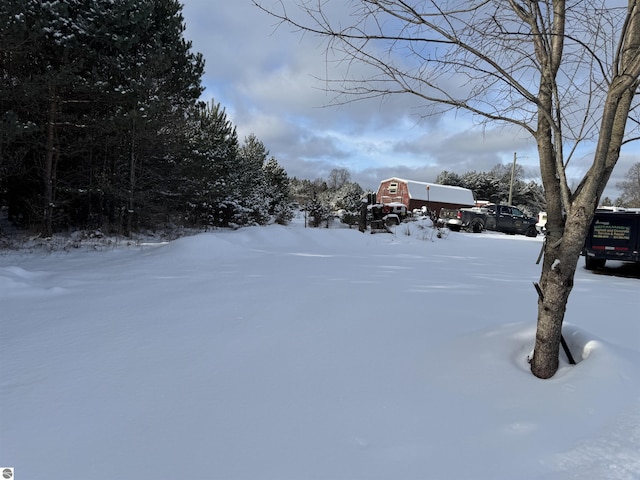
180;0;637;199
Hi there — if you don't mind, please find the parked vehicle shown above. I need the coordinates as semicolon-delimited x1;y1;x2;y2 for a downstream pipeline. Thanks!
438;204;538;237
438;207;486;233
582;209;640;270
381;202;408;220
366;202;408;231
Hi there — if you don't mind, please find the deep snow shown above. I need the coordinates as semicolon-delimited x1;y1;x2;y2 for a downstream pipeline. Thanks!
1;215;639;480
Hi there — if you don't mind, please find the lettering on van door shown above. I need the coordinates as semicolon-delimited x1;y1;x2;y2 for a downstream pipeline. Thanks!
593;222;631;240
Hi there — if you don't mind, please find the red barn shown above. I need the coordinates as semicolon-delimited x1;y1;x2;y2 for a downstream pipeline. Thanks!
376;178;475;213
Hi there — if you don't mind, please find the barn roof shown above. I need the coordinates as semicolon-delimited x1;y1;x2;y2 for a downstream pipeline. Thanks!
380;178;475;205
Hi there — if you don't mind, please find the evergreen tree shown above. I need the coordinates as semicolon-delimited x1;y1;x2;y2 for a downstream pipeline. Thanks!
0;0;204;235
1;0;91;234
234;134;270;225
434;170;463;187
601;196;613;207
263;157;294;225
513;181;546;215
289;177;313;205
93;0;204;234
460;171;504;202
435;165;545;214
290;177;329;206
306;192;330;228
180;101;238;228
334;182;365;226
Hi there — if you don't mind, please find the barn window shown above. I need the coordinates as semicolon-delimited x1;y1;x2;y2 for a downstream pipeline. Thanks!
388;182;398;194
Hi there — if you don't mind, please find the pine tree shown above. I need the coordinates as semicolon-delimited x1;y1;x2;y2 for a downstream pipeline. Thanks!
306;192;330;228
180;101;238;228
434;171;463;187
0;0;204;235
98;0;204;234
263;157;294;225
234;135;269;225
435;166;545;214
335;182;365;226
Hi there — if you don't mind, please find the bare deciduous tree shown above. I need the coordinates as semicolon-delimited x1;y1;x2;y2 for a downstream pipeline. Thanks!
616;162;640;206
254;0;640;378
328;168;352;191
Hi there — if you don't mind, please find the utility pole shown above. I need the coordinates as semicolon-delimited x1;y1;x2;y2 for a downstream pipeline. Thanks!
508;152;517;205
426;185;430;217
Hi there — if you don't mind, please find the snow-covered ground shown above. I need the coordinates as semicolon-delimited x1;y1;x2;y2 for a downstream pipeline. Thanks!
1;215;639;480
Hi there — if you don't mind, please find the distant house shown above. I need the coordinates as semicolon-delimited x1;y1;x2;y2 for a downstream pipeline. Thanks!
376;178;475;213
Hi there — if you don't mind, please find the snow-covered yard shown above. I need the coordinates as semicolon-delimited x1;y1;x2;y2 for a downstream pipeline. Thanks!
1;216;639;479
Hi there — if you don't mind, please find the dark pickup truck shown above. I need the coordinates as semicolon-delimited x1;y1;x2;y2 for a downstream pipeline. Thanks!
438;204;538;237
582;209;640;269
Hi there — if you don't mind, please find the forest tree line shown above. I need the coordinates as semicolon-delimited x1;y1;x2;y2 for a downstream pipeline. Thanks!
0;0;551;240
0;0;293;237
4;1;634;239
435;165;546;215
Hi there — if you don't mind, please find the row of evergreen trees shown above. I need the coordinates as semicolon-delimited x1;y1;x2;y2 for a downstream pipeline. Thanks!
0;0;293;237
435;165;546;215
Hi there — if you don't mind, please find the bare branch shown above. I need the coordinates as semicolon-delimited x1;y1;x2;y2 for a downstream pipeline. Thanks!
253;0;640;379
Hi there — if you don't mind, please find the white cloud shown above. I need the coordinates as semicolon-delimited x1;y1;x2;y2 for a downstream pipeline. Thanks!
180;0;640;199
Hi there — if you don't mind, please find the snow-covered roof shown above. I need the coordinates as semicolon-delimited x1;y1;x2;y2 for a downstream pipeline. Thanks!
380;178;475;205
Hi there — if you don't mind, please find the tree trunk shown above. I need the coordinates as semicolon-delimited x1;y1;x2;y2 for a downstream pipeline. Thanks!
531;88;637;377
254;0;640;378
531;209;590;378
531;21;640;378
529;0;640;379
126;124;136;237
42;86;57;238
